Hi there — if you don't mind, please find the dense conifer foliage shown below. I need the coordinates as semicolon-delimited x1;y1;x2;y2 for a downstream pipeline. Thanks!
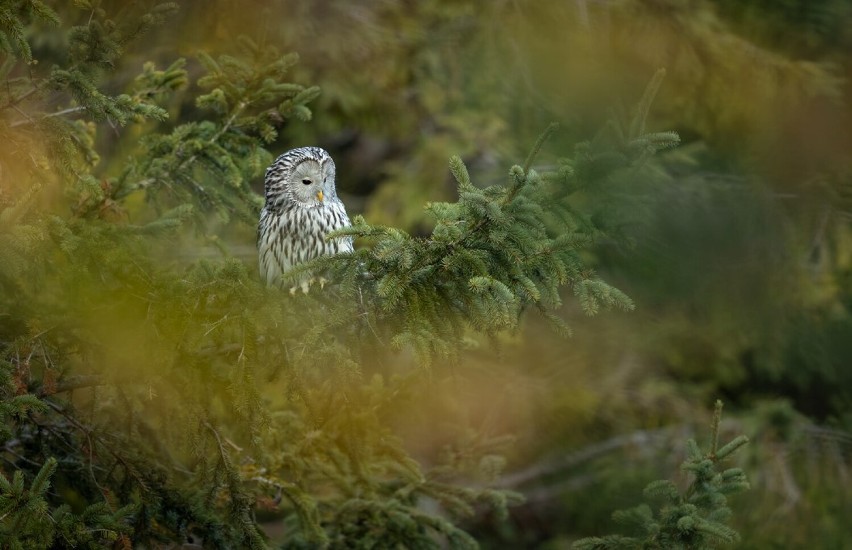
0;3;739;548
13;1;852;548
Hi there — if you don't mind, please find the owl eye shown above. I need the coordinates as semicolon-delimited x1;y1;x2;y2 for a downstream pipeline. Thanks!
301;179;312;185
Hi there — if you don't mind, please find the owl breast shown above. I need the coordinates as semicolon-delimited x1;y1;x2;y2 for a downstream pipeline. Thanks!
257;201;353;287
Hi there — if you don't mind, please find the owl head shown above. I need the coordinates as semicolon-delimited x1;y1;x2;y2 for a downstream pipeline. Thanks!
264;146;338;208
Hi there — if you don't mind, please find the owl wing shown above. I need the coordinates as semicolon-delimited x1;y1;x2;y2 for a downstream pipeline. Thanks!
325;200;354;255
257;206;295;287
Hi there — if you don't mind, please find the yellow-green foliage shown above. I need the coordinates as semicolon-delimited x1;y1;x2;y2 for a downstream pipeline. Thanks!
0;3;685;548
3;2;851;549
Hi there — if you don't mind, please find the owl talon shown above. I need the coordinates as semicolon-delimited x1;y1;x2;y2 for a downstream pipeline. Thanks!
318;277;328;289
288;278;320;295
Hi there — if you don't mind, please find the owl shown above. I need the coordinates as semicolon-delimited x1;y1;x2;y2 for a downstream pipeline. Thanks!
257;147;353;291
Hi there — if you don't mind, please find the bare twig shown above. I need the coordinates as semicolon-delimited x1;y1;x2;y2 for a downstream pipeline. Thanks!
10;106;87;128
499;426;682;488
36;374;104;397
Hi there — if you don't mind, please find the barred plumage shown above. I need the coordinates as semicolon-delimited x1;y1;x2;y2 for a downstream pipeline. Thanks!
257;147;353;289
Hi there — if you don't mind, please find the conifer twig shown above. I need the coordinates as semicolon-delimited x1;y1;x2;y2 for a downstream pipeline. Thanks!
711;399;723;457
523;122;560;174
506;122;560;204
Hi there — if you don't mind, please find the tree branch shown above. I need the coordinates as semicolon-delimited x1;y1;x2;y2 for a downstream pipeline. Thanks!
10;106;88;128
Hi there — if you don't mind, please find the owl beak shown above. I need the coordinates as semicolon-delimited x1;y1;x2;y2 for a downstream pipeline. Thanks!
316;190;324;202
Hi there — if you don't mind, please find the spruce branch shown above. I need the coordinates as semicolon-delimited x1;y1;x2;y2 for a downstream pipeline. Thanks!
573;402;750;550
313;109;668;359
115;41;319;226
0;1;59;63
